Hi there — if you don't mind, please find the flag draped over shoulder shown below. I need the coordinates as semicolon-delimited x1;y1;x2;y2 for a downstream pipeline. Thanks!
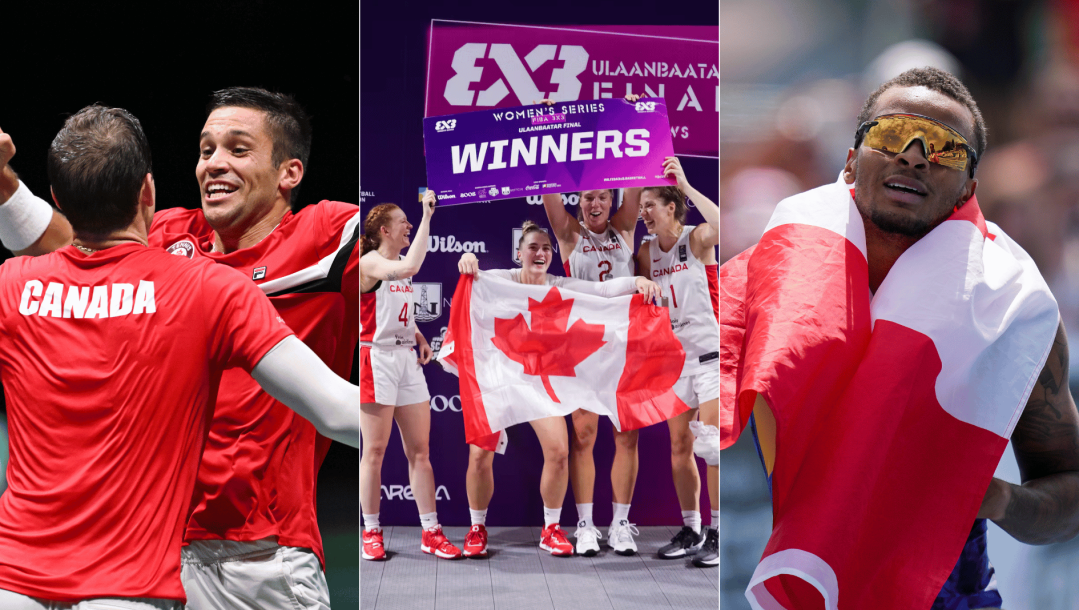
720;178;1059;610
438;271;688;446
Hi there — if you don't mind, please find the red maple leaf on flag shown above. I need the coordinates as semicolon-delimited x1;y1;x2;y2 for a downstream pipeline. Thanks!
491;288;607;403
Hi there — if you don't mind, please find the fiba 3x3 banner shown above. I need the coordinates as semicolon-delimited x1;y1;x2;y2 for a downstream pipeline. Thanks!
424;21;718;159
423;98;676;205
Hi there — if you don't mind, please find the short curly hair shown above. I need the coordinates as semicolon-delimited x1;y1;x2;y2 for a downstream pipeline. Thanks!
855;66;987;159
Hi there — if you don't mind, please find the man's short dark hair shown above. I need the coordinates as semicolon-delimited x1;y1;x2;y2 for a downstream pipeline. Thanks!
46;105;152;237
207;87;312;203
855;66;987;160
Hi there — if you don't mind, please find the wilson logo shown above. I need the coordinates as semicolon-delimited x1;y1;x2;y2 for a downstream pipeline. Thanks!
444;43;588;107
435;119;457;132
428;235;487;254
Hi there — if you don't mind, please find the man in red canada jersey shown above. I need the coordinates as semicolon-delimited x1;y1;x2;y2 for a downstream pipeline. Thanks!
0;88;358;608
0;105;358;610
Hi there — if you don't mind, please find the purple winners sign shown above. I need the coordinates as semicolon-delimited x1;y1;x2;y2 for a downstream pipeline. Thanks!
423;98;675;205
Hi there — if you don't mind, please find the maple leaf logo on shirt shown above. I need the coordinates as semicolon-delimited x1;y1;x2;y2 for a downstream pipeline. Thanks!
491;288;607;403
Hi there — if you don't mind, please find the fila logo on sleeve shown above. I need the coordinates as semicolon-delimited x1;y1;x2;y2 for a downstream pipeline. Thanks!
253;267;267;280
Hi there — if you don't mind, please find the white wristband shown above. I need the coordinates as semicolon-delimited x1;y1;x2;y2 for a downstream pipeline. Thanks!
0;180;53;252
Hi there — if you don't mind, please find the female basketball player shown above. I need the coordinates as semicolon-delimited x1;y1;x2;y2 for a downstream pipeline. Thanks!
456;222;661;558
636;157;719;567
360;190;461;561
537;95;645;556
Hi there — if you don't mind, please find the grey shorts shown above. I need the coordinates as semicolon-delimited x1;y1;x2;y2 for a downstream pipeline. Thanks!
181;539;330;610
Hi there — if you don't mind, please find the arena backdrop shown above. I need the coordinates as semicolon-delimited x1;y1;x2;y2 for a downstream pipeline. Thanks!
362;17;718;527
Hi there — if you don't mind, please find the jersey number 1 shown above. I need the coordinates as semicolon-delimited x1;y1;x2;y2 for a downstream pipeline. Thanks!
399;303;410;326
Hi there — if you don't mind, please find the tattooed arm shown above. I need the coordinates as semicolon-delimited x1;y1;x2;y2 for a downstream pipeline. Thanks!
977;320;1079;544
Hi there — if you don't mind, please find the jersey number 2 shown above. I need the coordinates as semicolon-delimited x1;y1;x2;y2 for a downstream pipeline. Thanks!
598;260;612;281
399;303;410;326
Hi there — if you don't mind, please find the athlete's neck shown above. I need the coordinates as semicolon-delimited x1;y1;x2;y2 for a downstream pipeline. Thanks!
655;223;683;252
519;268;547;285
73;230;148;252
376;243;403;261
212;206;289;254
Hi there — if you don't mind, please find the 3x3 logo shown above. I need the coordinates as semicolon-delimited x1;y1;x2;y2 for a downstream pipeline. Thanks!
435;119;457;132
444;43;588;107
635;101;656;113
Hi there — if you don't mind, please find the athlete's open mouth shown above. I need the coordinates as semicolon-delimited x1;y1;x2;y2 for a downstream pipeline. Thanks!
205;182;240;202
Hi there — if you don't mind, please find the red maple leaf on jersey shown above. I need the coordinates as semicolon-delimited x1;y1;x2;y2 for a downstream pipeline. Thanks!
491;288;607;403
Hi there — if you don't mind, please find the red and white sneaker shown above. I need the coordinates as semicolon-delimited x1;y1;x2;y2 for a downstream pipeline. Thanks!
421;525;462;559
463;524;489;558
362;528;386;561
539;524;574;556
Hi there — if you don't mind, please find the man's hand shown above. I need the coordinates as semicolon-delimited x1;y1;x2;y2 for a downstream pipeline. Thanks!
0;126;14;168
0;126;19;203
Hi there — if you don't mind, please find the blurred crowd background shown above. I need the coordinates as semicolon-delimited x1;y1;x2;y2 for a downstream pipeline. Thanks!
721;0;1079;607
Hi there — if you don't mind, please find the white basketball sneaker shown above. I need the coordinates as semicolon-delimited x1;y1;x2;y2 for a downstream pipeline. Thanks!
607;519;639;556
573;521;602;557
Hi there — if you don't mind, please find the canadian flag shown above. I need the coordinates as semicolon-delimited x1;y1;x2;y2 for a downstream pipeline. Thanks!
438;271;688;446
721;179;1059;609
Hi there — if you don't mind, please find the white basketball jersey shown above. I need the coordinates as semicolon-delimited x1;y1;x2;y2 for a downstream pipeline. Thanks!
566;222;634;281
360;263;417;349
649;225;719;375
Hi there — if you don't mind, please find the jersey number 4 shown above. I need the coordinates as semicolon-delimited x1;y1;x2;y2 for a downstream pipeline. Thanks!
399;303;410;326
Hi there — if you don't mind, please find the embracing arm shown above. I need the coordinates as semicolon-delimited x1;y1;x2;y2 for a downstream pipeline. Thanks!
0;128;73;256
978;320;1079;544
557;274;661;302
251;336;359;448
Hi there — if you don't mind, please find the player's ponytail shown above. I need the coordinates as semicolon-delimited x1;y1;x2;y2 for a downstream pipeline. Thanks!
642;186;687;225
362;203;401;255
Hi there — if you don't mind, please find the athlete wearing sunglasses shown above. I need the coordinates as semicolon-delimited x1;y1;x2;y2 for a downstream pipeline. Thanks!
855;113;978;175
732;67;1079;610
842;80;980;289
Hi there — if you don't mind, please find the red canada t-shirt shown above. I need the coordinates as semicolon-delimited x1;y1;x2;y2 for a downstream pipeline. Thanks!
0;243;292;602
149;201;359;566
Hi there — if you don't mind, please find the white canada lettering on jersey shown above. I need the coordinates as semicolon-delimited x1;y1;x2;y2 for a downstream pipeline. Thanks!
568;223;633;281
650;226;719;375
19;280;156;318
